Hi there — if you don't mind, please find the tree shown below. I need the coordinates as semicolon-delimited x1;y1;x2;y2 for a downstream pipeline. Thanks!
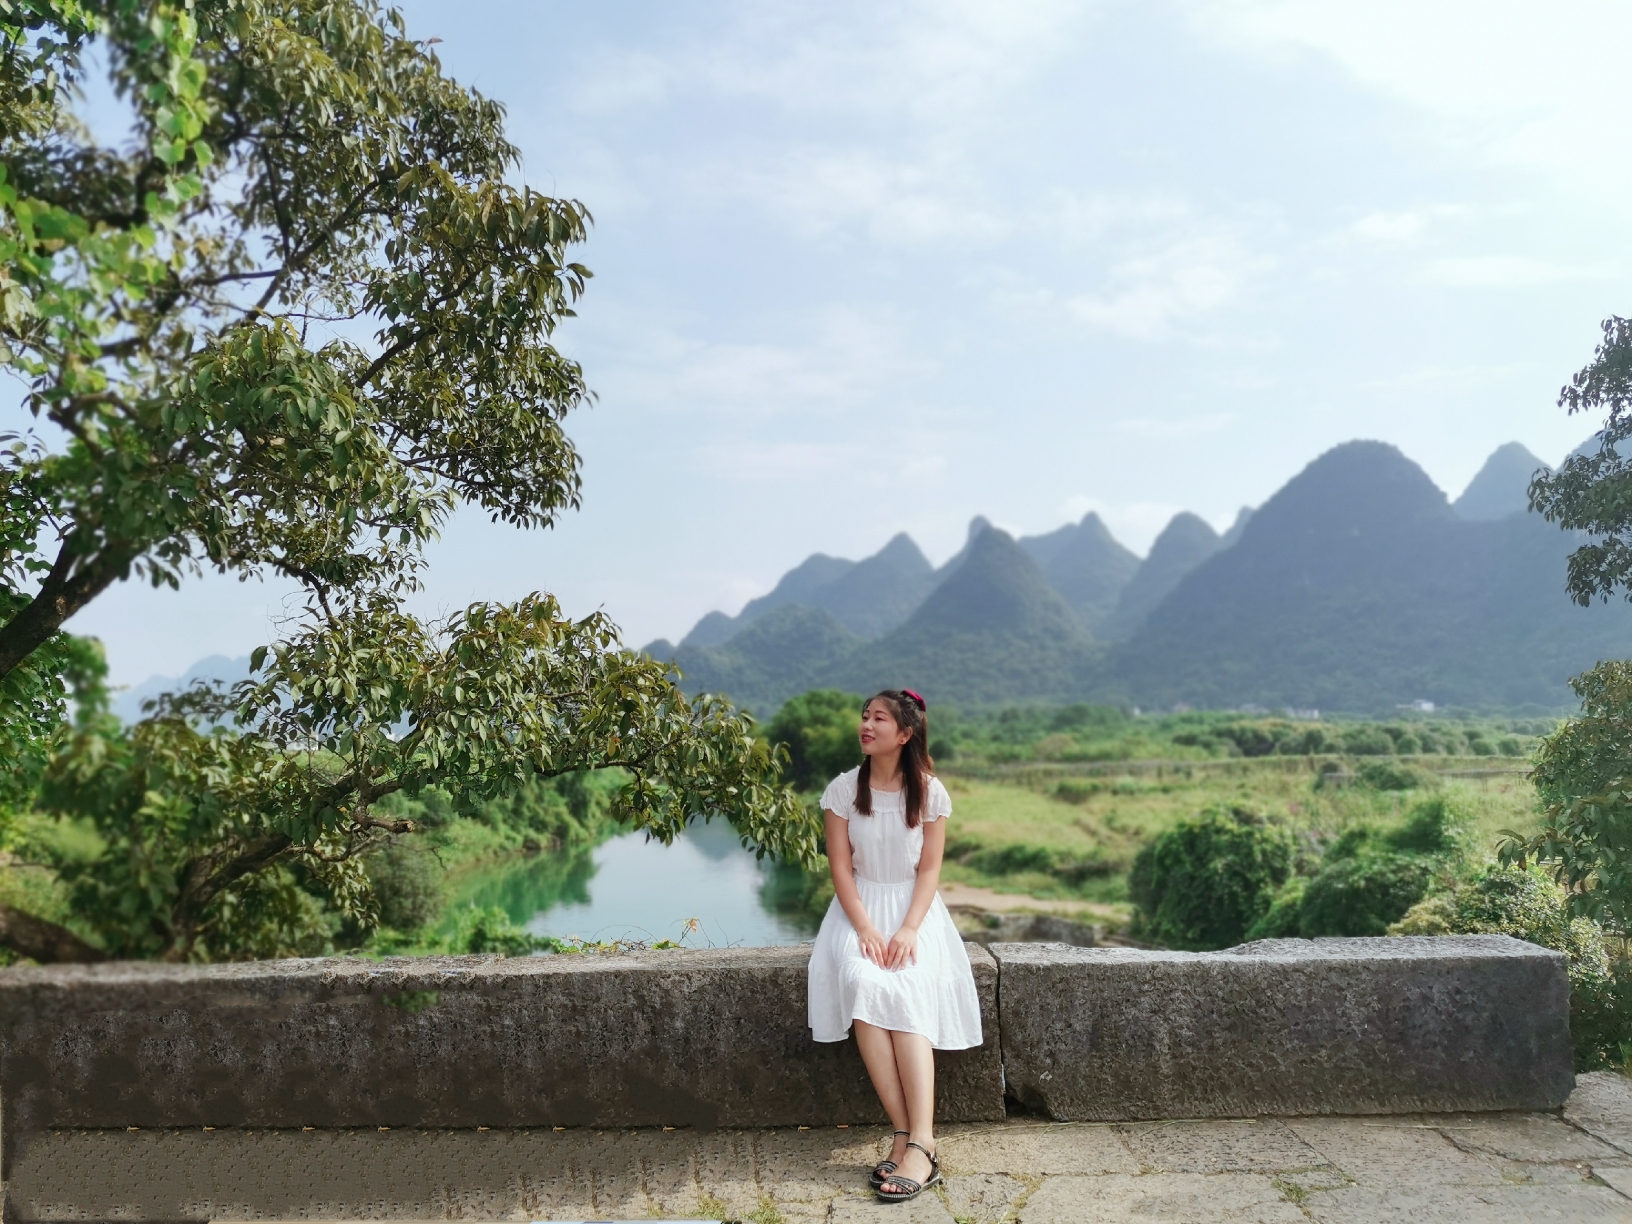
1128;807;1294;950
764;689;862;791
0;0;813;961
1502;317;1632;932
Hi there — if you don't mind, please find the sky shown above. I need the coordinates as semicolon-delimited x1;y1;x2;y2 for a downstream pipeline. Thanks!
53;0;1632;686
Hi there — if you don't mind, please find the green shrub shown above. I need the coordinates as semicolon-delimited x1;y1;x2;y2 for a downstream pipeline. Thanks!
1129;808;1295;950
1354;759;1436;792
1297;852;1435;937
446;904;559;956
766;690;864;790
1385;794;1471;858
1053;779;1101;804
1243;879;1306;941
968;843;1057;875
368;840;446;932
1342;726;1396;755
1278;725;1341;754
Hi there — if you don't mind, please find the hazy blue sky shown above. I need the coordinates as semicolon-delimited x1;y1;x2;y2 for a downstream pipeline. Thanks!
60;0;1632;684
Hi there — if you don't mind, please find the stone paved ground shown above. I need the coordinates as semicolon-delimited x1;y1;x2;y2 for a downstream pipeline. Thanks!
12;1074;1632;1222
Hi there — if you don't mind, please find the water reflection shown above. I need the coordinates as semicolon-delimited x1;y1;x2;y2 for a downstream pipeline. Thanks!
445;819;815;948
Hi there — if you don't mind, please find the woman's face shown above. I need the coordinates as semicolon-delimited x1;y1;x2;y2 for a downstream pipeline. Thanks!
859;699;912;757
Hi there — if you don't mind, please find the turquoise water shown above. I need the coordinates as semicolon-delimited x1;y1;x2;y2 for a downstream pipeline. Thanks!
447;820;816;948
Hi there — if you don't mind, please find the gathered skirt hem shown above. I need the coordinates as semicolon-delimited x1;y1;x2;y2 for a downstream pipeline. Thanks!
806;880;983;1051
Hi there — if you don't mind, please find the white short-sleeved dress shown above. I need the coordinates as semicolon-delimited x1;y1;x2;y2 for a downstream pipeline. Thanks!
807;768;983;1049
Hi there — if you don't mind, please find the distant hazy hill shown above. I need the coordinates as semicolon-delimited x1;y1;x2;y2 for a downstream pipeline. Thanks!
113;654;251;724
677;534;936;647
1103;512;1222;640
670;605;862;712
668;527;1100;710
1018;512;1140;634
1101;440;1632;712
680;552;855;647
1453;442;1549;521
843;527;1100;704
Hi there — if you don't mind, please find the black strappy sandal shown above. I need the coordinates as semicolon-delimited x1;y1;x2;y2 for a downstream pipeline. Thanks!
875;1141;940;1202
869;1130;911;1188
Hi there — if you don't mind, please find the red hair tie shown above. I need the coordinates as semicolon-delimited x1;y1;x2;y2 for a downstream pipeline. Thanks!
902;689;926;711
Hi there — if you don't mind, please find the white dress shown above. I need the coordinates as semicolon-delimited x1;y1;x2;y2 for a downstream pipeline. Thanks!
806;768;984;1050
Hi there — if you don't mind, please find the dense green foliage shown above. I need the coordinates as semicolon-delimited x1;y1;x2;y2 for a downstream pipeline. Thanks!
762;689;863;789
1128;808;1294;950
1243;795;1469;941
1530;315;1632;606
1503;660;1632;935
0;0;811;963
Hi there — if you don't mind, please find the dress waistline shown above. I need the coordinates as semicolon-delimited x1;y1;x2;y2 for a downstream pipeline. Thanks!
853;872;916;889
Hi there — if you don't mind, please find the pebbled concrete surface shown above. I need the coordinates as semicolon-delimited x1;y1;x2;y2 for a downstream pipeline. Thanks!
11;1074;1632;1222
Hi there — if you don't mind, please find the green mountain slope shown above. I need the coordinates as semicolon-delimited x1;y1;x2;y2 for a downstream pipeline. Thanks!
680;552;855;647
1452;442;1549;521
842;526;1101;705
1100;441;1632;712
670;605;862;712
1104;511;1221;641
805;532;937;638
1018;512;1140;633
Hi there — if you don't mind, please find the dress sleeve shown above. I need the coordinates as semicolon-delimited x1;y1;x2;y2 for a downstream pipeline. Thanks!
820;771;854;819
925;776;953;822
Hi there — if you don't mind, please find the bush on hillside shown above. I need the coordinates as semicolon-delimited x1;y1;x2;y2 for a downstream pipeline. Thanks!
1342;725;1396;755
368;840;447;932
1354;759;1438;792
1130;808;1295;950
1297;853;1436;937
1385;793;1472;858
766;690;864;790
1392;866;1622;1069
1242;794;1469;940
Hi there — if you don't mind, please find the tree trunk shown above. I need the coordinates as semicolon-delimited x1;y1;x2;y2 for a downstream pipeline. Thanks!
0;905;107;963
0;542;130;683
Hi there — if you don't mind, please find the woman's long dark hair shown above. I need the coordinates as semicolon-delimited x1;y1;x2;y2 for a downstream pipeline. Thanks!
854;689;935;828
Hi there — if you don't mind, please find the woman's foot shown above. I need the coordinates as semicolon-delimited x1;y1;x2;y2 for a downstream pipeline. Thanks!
879;1138;936;1196
869;1130;911;1187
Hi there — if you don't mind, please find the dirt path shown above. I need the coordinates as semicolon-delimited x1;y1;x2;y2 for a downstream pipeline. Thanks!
938;881;1127;923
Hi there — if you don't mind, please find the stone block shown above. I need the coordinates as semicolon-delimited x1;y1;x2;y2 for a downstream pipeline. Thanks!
0;943;1003;1167
992;936;1572;1121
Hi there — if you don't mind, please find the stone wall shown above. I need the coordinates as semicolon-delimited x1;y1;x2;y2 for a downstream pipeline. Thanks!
994;936;1575;1120
0;945;1002;1167
0;934;1571;1178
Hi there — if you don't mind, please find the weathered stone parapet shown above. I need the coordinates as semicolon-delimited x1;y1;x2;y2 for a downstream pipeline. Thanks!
992;935;1573;1121
0;943;1004;1167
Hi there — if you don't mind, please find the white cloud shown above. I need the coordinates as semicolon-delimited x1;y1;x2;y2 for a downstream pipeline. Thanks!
1065;234;1267;341
1364;364;1525;391
1353;211;1425;243
1207;1;1632;197
1422;255;1607;288
596;305;935;417
1115;412;1238;440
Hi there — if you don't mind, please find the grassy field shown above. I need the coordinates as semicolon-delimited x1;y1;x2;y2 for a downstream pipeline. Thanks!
935;756;1538;924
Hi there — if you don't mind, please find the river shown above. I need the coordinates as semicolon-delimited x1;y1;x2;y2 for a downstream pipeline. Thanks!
444;819;818;948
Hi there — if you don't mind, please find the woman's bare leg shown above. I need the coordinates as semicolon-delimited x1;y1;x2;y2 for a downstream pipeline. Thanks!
853;1020;911;1168
882;1031;936;1191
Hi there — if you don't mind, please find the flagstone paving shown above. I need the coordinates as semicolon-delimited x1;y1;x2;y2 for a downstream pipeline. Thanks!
11;1074;1632;1222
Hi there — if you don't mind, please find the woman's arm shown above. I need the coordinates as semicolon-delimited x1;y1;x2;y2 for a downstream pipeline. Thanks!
825;809;887;964
885;817;947;970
